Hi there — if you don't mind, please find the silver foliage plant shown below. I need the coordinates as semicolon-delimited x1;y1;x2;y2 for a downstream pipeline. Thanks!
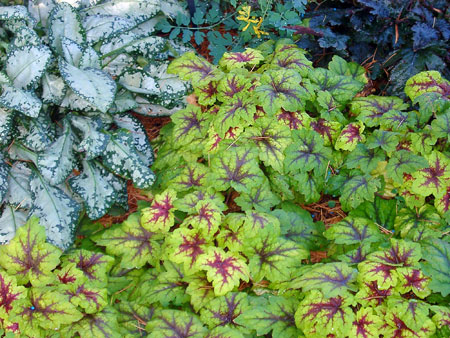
0;0;191;250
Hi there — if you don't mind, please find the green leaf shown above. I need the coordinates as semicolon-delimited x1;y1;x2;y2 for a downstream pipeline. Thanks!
94;212;162;268
324;216;383;246
386;150;429;184
284;129;332;174
0;217;61;286
0;85;42;118
271;45;312;77
6;45;52;90
37;121;75;185
59;59;116;113
256;69;307;115
197;248;249;296
147;310;208;338
290;262;357;297
244;235;307;283
235;295;301;338
349;195;397;231
345;144;385;173
365;130;399;153
328;55;367;85
421;239;450;296
234;180;280;212
48;2;85;53
394;205;443;240
185;273;215;312
340;173;381;211
102;130;156;189
431;110;450;142
352;95;408;127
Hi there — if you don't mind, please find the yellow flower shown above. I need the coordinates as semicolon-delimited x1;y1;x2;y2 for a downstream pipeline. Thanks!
237;5;258;32
253;17;269;38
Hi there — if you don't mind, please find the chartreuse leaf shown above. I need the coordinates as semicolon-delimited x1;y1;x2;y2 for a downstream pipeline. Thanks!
197;248;249;296
358;239;422;290
174;189;226;214
350;307;382;338
216;70;253;103
171;105;210;148
208;147;264;194
184;200;223;238
271;44;312;77
386;150;429;184
102;130;156;189
94;212;163;269
6;45;52;90
143;262;189;307
200;292;249;331
167;51;223;84
244;234;307;283
335;121;365;151
65;281;108;314
421;239;450;296
0;271;26;320
295;290;355;338
234;179;280;212
116;301;156;337
405;70;450;102
216;213;247;253
290;262;357;297
351;95;408;127
435;187;450;215
0;217;60;286
411;151;450;197
394;205;443;240
214;96;255;137
235;295;301;337
141;189;177;232
62;249;115;287
185;273;215;312
167;227;211;273
309;118;341;146
62;306;120;338
147;309;207;338
431;306;450;332
219;48;264;70
284;129;331;174
324;216;383;246
244;116;291;173
256;69;307;115
195;81;218;106
12;288;83;336
206;326;245;338
395;267;431;298
345;144;385;173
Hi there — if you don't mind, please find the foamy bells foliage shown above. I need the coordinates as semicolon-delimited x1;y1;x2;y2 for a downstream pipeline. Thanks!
0;0;191;250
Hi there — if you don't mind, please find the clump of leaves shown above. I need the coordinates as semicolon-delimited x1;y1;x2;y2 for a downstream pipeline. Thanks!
0;0;192;249
291;0;450;95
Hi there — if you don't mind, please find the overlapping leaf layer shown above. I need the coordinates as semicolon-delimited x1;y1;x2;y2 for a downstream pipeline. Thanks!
1;36;450;337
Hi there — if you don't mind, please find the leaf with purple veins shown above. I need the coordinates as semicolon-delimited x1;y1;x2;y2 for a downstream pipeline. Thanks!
405;70;450;102
396;268;431;298
295;290;355;338
171;163;209;192
141;189;177;233
335;121;365;151
174;188;227;213
197;248;249;296
217;70;253;102
235;295;301;337
324;216;383;246
171;105;210;148
350;307;382;338
168;51;223;84
219;48;264;70
0;217;61;286
290;262;357;297
185;272;215;312
214;96;256;137
0;271;26;320
352;95;408;127
147;309;208;338
200;292;249;332
411;151;450;197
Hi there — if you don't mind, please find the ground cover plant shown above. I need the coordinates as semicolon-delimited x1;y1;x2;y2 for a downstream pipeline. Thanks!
0;0;191;250
1;41;449;337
